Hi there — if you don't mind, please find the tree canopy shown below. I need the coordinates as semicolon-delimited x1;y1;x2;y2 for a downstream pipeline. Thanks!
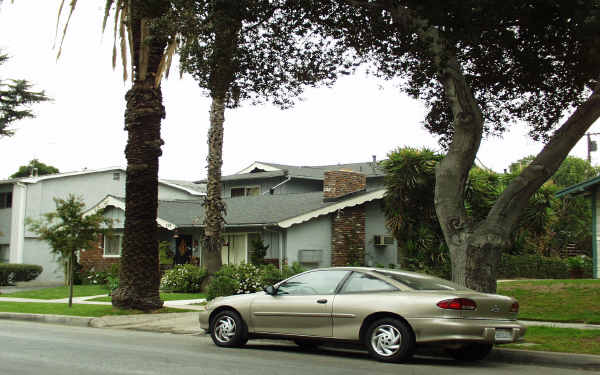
10;159;59;178
0;52;50;137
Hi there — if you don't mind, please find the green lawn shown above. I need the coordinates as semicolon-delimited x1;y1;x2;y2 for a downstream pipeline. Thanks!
0;301;192;317
0;285;109;300
497;279;600;324
88;292;207;303
505;326;600;356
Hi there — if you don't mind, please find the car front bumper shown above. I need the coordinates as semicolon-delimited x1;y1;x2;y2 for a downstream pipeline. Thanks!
199;307;210;331
407;317;526;345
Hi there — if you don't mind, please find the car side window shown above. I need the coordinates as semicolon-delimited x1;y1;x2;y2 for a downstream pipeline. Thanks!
277;270;349;295
340;272;398;293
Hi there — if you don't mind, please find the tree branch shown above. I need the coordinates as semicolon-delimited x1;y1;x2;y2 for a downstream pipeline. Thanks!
487;83;600;232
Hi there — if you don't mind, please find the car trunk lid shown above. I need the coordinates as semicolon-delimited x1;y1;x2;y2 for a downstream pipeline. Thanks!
453;292;518;320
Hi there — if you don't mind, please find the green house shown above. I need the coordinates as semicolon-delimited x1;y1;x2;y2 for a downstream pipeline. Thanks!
556;176;600;278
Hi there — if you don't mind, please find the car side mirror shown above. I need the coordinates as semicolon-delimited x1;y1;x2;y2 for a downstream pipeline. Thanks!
264;285;277;296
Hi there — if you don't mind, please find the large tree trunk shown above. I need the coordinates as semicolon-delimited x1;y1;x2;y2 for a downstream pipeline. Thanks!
202;2;242;279
112;5;168;310
387;4;600;293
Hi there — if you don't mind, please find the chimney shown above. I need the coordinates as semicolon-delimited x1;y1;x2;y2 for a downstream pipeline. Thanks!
323;170;366;201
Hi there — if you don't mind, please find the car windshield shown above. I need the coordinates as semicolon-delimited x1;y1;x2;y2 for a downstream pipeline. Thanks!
374;271;470;291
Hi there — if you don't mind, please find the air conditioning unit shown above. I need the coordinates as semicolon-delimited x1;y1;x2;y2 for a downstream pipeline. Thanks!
374;235;394;246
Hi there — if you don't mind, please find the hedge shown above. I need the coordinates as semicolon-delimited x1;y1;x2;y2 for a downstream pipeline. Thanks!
497;254;592;279
0;264;43;286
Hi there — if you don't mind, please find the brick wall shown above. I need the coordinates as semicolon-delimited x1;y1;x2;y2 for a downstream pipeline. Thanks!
323;170;366;200
331;204;366;266
79;237;120;272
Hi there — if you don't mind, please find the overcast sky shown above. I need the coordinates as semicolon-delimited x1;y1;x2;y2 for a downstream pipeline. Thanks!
1;2;598;181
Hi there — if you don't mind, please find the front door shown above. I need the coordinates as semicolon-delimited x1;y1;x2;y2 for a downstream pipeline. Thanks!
221;234;247;265
250;269;350;337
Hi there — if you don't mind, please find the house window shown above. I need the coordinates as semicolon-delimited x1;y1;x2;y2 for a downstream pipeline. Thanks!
103;235;122;257
0;244;9;262
231;186;260;197
0;192;12;209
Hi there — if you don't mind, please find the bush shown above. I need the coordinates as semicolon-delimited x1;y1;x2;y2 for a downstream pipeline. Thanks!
160;264;207;293
496;254;594;279
207;262;306;300
0;264;43;286
207;274;239;301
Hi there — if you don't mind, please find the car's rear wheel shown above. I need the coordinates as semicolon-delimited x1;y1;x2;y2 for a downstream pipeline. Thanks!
365;318;415;363
210;310;247;347
446;343;493;361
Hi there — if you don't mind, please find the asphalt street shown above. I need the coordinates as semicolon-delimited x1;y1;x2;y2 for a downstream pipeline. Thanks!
0;320;595;375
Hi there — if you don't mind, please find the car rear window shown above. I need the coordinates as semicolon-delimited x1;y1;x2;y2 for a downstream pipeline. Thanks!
374;271;470;291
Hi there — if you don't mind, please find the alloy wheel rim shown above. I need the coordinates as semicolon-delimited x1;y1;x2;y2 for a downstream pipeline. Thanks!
214;316;236;343
371;324;401;356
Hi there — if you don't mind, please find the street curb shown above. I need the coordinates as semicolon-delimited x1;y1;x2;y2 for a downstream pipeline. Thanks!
489;348;600;371
0;312;92;327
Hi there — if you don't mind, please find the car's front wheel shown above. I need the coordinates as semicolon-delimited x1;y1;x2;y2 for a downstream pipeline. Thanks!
365;318;415;363
446;343;493;361
210;310;247;347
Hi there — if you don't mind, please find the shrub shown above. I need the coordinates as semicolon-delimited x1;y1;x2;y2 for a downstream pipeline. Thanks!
207;274;240;301
160;264;207;293
495;254;590;279
85;270;109;285
207;262;307;300
261;263;283;286
0;264;43;286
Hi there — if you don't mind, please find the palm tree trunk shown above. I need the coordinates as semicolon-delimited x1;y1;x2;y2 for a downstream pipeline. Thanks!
202;96;226;277
202;2;242;280
111;5;168;311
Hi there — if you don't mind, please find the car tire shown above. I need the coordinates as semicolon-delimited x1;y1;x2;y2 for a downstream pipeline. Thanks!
446;343;493;361
210;310;247;348
294;340;320;350
365;318;415;363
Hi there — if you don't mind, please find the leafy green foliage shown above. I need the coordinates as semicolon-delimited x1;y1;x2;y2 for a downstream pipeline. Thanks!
27;195;112;264
383;148;595;273
177;0;354;109
0;263;43;286
327;1;600;143
0;52;50;137
26;195;112;305
158;241;174;265
10;159;59;178
250;236;269;266
160;264;207;293
206;262;306;300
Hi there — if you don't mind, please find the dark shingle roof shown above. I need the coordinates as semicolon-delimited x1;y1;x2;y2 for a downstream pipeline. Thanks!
157;192;334;227
100;188;382;228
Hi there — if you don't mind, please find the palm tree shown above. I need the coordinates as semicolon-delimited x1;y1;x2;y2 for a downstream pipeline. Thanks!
57;1;178;310
178;1;350;277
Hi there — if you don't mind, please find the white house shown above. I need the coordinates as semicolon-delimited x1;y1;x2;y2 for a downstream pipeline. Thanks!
0;167;204;284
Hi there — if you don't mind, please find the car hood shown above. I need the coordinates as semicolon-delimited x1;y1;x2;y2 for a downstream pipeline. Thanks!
211;291;265;305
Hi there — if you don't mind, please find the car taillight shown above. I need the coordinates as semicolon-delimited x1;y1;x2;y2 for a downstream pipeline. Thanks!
511;301;519;313
437;298;477;310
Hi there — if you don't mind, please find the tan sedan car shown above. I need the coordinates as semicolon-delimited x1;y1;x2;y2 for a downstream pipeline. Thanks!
199;267;525;362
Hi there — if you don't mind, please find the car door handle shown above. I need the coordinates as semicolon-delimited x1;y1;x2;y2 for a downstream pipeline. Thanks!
316;299;328;304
